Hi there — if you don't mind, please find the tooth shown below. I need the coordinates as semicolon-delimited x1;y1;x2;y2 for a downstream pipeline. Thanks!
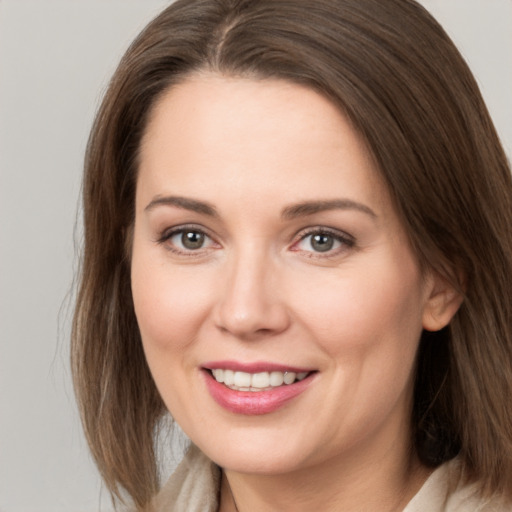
283;372;296;385
251;372;270;388
213;369;224;383
234;371;251;388
212;368;310;389
269;371;284;386
223;369;234;386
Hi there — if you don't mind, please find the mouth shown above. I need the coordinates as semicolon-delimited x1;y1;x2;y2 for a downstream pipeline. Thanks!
201;362;317;415
208;368;310;391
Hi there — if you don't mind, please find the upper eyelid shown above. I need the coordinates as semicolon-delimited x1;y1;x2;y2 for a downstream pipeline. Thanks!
293;226;354;242
159;223;215;240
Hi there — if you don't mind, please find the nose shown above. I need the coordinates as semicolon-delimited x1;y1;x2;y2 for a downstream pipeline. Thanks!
214;248;291;340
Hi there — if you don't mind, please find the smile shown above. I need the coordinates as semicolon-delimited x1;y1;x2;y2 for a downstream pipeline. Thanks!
210;369;309;391
202;363;316;415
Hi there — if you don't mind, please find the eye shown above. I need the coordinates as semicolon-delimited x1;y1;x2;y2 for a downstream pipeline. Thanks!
173;230;207;250
305;233;337;252
157;226;217;255
292;228;354;256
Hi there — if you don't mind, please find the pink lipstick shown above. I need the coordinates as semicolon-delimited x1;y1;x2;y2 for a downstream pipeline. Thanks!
202;361;316;415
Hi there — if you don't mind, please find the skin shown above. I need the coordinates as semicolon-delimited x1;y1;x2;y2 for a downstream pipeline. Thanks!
131;74;461;511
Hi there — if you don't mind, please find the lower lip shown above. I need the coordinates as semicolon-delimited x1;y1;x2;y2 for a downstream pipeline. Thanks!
203;370;314;415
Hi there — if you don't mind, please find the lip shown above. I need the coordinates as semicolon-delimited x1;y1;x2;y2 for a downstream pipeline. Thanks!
202;360;314;374
201;363;316;415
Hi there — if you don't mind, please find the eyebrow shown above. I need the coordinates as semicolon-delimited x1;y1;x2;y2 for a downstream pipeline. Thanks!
281;199;377;219
144;195;219;217
144;195;376;220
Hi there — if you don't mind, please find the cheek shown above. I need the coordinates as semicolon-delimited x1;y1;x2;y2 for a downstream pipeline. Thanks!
131;251;214;354
290;256;426;361
130;251;219;417
288;258;426;440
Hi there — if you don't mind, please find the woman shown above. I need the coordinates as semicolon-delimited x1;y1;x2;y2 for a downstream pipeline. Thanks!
71;0;512;510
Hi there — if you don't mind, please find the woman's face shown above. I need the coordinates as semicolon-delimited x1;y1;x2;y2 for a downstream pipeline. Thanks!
131;74;452;475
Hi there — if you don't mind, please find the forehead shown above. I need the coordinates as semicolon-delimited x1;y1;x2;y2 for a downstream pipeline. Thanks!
137;74;389;216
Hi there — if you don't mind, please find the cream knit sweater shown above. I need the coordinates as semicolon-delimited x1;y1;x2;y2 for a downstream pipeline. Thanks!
153;445;510;512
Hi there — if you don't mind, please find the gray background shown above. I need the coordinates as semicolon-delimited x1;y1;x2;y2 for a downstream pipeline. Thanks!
0;1;510;511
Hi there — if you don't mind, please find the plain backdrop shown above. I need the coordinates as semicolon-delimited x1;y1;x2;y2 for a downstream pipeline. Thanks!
0;1;510;511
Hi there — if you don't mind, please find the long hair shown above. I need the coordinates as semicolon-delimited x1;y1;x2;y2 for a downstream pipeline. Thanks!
72;0;512;508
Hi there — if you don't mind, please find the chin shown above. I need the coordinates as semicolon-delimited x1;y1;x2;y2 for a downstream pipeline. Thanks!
191;427;317;475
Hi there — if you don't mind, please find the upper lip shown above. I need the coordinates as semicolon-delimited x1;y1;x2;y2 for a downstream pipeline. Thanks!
202;360;315;374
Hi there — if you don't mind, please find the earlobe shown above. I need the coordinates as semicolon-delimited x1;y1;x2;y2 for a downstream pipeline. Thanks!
422;275;464;332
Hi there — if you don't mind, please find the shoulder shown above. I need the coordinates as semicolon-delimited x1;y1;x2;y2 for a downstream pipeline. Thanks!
405;458;512;512
153;444;221;512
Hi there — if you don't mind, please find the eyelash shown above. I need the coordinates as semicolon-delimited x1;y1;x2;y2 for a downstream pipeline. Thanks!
156;225;355;258
290;227;355;258
156;224;218;256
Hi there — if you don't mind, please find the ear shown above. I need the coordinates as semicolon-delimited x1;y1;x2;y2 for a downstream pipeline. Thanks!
422;273;464;332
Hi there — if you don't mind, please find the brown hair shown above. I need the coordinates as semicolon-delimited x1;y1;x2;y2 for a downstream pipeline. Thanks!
72;0;512;508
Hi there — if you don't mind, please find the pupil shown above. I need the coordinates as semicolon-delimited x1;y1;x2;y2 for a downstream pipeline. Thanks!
311;234;333;252
182;231;204;249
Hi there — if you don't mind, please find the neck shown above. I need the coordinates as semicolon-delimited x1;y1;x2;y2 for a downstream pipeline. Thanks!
219;429;430;512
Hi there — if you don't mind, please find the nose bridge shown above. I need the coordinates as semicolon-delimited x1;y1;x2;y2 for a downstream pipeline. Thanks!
215;242;289;338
